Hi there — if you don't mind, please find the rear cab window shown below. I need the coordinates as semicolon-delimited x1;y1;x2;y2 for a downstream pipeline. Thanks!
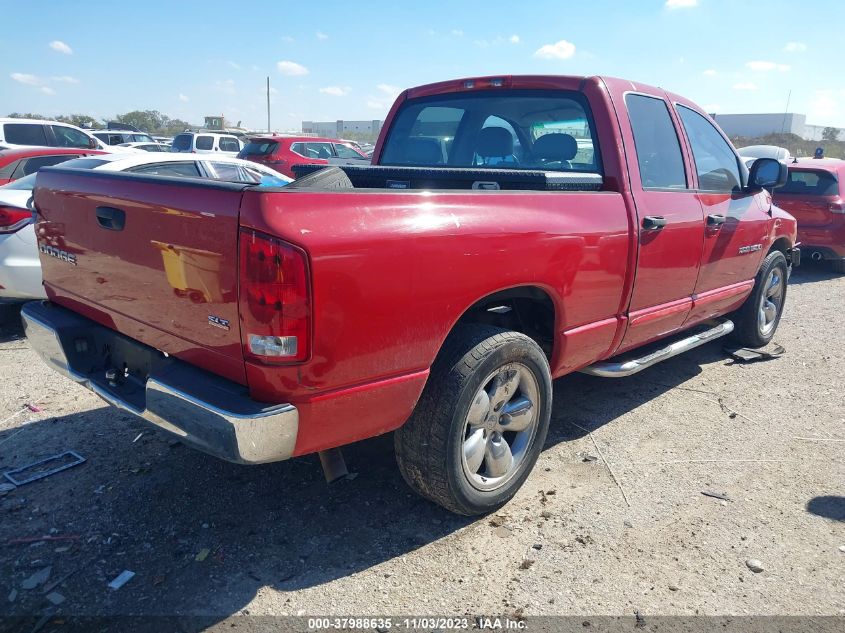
379;89;601;174
172;134;193;151
780;169;839;196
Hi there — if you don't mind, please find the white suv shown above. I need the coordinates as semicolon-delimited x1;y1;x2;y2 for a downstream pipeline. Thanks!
171;132;243;156
0;118;108;151
91;129;157;146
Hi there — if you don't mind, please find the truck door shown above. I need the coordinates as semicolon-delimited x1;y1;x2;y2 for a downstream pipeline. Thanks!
614;91;706;353
672;103;773;321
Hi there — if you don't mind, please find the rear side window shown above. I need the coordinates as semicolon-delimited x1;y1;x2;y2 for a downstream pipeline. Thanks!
625;94;687;189
219;136;240;152
128;162;203;178
51;125;93;149
780;170;839;195
172;134;192;151
196;136;214;150
334;143;365;159
20;154;82;176
4;123;48;146
241;141;279;156
58;157;111;169
290;142;306;156
677;106;742;192
304;142;334;159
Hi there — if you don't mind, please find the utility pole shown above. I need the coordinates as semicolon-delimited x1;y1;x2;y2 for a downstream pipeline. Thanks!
267;76;271;133
781;89;792;134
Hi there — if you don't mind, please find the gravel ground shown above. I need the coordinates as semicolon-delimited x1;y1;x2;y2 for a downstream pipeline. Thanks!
0;263;843;628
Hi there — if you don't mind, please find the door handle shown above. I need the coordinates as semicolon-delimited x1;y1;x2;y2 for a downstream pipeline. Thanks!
641;215;667;230
95;206;125;231
707;214;727;227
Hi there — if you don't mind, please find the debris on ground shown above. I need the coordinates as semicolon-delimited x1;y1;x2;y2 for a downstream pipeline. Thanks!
132;432;144;443
701;490;732;502
45;591;65;605
493;526;512;539
745;559;765;573
21;566;52;590
582;454;598;463
3;451;86;486
519;559;535;570
8;535;80;545
195;548;211;562
25;403;43;413
532;543;543;550
488;515;507;527
726;344;785;363
107;570;135;590
8;588;17;603
668;584;679;591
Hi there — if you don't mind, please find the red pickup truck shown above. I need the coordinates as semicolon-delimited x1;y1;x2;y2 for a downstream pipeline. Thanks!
22;75;798;515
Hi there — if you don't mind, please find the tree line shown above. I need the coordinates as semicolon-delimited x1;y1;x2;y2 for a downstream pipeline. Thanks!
6;110;197;137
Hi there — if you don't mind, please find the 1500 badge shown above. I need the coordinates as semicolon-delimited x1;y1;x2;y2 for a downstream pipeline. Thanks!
39;245;77;265
738;244;762;254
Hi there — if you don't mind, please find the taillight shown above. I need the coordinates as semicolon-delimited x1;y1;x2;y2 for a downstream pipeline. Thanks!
0;205;32;234
238;228;311;363
829;201;844;214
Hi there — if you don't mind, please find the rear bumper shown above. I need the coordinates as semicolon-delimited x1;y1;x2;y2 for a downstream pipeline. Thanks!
21;301;298;464
797;227;845;259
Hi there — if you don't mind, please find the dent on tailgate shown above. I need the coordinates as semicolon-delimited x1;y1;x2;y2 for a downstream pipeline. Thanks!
34;169;249;385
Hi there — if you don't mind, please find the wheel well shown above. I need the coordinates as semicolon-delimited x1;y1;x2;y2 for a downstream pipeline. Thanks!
450;286;556;360
769;237;791;257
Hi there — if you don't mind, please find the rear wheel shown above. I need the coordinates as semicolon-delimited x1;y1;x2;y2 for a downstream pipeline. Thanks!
395;325;552;515
731;250;788;348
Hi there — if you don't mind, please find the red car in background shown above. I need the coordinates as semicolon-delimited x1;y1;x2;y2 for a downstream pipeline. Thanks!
773;158;845;272
0;147;106;185
238;135;369;179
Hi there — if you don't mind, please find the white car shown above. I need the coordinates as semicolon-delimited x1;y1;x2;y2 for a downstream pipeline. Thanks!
0;153;291;301
117;142;171;152
171;132;243;156
91;129;157;146
0;118;110;151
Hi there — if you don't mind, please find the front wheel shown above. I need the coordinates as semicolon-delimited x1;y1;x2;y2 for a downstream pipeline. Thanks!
395;325;552;515
731;250;788;348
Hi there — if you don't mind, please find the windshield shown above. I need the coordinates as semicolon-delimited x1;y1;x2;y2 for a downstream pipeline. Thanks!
380;89;601;173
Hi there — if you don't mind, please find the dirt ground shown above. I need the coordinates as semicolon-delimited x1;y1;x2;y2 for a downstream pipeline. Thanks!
0;263;843;629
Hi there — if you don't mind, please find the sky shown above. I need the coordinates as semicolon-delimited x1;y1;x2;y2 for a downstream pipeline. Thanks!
1;0;844;131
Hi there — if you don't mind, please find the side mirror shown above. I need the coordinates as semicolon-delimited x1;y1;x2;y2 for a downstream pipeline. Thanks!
748;157;787;191
88;137;98;149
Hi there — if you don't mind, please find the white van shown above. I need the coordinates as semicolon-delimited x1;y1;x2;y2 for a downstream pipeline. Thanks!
170;132;243;156
0;118;108;151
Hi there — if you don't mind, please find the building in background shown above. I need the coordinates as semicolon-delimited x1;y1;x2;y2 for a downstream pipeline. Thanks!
713;112;843;141
302;119;383;140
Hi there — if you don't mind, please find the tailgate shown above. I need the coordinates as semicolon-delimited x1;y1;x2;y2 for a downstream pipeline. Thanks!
33;168;249;384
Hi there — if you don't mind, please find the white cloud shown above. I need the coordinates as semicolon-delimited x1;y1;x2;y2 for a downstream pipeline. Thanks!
51;75;79;83
784;41;807;53
227;61;241;70
367;84;404;112
665;0;697;8
49;40;72;54
451;29;464;36
509;34;520;44
703;69;718;76
281;36;295;43
733;82;758;91
10;72;41;86
178;93;189;102
377;84;401;98
746;60;790;72
316;31;328;40
277;60;309;76
40;86;55;95
473;39;489;48
534;39;576;60
319;86;351;96
214;79;236;94
808;90;838;121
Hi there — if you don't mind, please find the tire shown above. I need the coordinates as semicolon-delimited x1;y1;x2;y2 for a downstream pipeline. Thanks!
731;250;788;348
828;259;845;274
395;325;552;515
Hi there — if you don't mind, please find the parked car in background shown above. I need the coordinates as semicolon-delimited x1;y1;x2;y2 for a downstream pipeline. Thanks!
0;147;106;185
737;145;791;169
171;132;243;156
238;135;370;178
773;158;845;272
117;142;171;152
91;129;157;146
0;118;108;151
153;136;173;146
0;153;290;302
23;74;796;515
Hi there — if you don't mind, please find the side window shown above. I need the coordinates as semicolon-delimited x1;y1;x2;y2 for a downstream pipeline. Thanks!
4;123;49;146
51;125;92;148
625;94;687;189
195;136;214;150
219;137;240;152
677;106;741;192
333;143;364;159
128;162;203;178
172;134;192;151
304;142;333;159
290;142;306;156
207;161;244;182
20;154;82;176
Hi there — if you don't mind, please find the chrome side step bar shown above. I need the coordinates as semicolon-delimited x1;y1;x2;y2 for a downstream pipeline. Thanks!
580;320;734;378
